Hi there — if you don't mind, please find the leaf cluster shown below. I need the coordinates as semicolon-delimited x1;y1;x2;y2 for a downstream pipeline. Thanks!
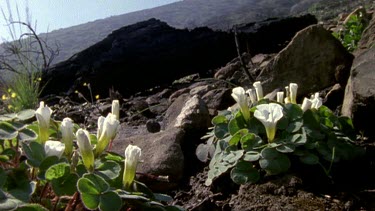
197;99;365;186
0;110;183;211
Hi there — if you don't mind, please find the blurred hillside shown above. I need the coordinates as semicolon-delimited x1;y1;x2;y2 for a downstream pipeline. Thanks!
0;0;373;66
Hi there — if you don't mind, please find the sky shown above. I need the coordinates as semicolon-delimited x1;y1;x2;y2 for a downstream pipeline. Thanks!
0;0;180;42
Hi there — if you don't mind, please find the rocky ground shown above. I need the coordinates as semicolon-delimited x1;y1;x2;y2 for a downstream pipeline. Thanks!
2;1;375;210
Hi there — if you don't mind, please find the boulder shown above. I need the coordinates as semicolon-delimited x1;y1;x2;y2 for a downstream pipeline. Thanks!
164;94;211;131
111;126;185;191
257;24;354;99
341;47;375;137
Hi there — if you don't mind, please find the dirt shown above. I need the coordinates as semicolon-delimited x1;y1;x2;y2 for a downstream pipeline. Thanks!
169;139;375;211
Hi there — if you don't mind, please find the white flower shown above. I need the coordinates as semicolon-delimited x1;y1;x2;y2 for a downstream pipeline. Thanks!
253;81;263;101
246;88;257;104
61;118;74;157
254;103;284;142
123;144;142;190
76;129;94;172
35;101;53;144
95;113;120;156
97;116;105;139
289;83;298;104
112;100;120;121
44;140;65;159
277;91;284;103
231;87;250;122
311;92;323;109
301;98;313;112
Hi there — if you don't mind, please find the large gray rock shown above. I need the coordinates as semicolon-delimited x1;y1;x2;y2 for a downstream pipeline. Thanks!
111;126;185;190
164;94;211;131
257;24;354;99
341;47;375;137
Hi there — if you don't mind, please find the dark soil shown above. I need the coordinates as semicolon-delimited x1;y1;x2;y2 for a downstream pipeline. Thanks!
171;141;375;210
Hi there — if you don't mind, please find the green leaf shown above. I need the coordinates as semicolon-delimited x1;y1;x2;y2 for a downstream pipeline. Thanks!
284;134;306;145
80;193;100;210
303;109;320;130
78;177;101;195
0;113;17;121
99;191;122;211
214;123;228;139
276;144;295;153
228;112;246;135
0;122;18;140
196;143;211;162
38;156;61;180
16;109;35;121
222;149;244;164
51;173;79;196
229;129;248;146
212;115;227;125
243;151;260;162
21;142;45;168
230;160;260;184
45;163;70;180
286;121;303;133
103;152;124;163
299;153;319;165
284;104;303;121
18;128;37;142
17;203;49;211
259;148;290;175
0;197;22;210
240;133;263;151
0;168;7;188
95;160;121;180
82;173;110;193
153;193;173;203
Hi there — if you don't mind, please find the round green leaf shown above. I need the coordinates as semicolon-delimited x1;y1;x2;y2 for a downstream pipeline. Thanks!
16;109;35;121
276;144;295;153
0;122;18;140
229;129;248;146
80;193;100;210
18;128;37;142
299;153;319;165
196;143;210;162
211;115;227;125
0;113;17;121
230;160;260;184
286;121;303;133
243;151;260;162
214;123;228;139
51;173;79;196
259;148;291;175
77;178;101;195
21;142;45;167
45;163;70;180
284;104;303;121
95;160;121;180
240;133;263;151
83;173;110;193
99;191;122;211
38;156;61;180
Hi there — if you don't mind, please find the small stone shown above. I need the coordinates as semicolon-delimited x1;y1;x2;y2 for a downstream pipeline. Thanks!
146;119;161;133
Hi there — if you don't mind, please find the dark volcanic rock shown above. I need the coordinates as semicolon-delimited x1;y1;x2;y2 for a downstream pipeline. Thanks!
236;14;317;54
41;18;237;98
41;17;317;98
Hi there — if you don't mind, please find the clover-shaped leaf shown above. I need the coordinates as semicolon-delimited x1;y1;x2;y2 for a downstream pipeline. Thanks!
95;160;121;180
259;148;290;175
230;160;260;184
